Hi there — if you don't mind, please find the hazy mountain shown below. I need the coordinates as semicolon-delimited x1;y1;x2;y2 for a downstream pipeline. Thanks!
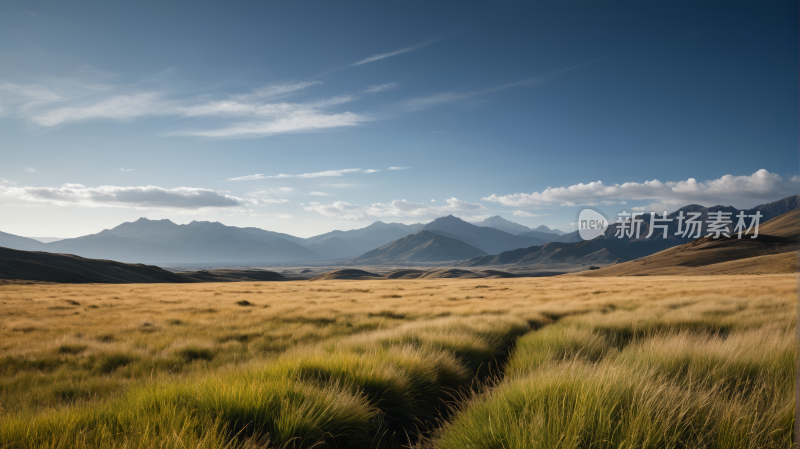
471;216;570;238
42;218;322;264
471;216;532;235
423;215;548;254
459;195;800;267
0;231;46;251
533;225;567;235
306;221;423;246
304;236;371;259
353;230;488;263
517;230;575;242
26;237;65;243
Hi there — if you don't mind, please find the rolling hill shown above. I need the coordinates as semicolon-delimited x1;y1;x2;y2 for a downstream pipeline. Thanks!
460;195;800;267
0;246;201;283
0;246;293;283
577;208;799;276
353;230;488;263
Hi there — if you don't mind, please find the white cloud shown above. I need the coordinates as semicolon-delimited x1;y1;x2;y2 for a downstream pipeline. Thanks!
483;170;800;209
352;41;435;66
119;168;134;172
229;174;267;181
0;79;366;138
233;81;322;100
3;184;251;209
431;199;436;202
258;198;290;204
309;191;329;196
32;92;164;127
229;168;379;181
399;92;473;111
304;201;364;220
388;166;410;171
23;167;35;173
274;213;292;219
175;111;364;138
363;82;399;93
512;210;549;218
304;197;487;221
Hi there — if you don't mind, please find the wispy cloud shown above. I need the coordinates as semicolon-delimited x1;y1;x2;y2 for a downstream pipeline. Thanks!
119;168;134;172
304;197;487;221
23;167;35;173
398;58;604;112
387;166;410;171
232;81;322;100
483;169;800;210
0;79;367;138
309;191;329;196
352;40;436;66
2;184;252;209
229;168;380;181
363;82;399;93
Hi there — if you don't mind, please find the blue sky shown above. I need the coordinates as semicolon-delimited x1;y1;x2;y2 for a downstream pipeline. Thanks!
0;1;797;238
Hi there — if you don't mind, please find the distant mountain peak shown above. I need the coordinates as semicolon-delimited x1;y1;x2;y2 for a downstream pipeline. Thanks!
532;225;566;235
471;215;532;235
431;215;464;223
132;217;175;225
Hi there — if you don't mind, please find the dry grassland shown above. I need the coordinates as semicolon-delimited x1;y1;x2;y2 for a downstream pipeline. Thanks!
0;274;795;448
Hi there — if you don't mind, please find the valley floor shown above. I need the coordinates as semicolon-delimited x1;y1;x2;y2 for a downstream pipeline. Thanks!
0;275;795;448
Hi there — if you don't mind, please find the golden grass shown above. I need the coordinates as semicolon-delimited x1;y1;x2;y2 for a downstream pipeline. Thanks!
0;274;795;448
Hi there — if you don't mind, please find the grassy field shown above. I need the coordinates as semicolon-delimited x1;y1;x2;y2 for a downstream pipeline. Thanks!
0;274;795;448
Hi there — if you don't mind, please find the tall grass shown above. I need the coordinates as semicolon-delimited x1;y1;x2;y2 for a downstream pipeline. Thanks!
434;297;795;449
0;316;529;448
0;274;794;448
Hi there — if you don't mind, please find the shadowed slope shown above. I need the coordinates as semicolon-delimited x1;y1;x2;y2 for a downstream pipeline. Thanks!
310;269;384;280
0;246;199;283
0;247;291;283
578;208;800;276
354;231;488;263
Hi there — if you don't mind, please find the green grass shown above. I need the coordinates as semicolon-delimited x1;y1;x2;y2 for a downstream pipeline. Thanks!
0;276;794;448
0;316;529;449
434;313;795;449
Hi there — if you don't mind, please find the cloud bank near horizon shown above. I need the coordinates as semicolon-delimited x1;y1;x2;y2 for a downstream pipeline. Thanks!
228;168;381;181
483;169;799;210
303;197;487;221
2;184;253;209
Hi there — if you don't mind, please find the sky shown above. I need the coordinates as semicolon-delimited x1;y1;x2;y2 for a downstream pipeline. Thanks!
0;1;797;238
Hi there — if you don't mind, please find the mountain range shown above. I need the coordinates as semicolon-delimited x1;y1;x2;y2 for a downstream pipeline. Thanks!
2;195;796;267
459;195;800;267
0;215;563;264
471;216;567;236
